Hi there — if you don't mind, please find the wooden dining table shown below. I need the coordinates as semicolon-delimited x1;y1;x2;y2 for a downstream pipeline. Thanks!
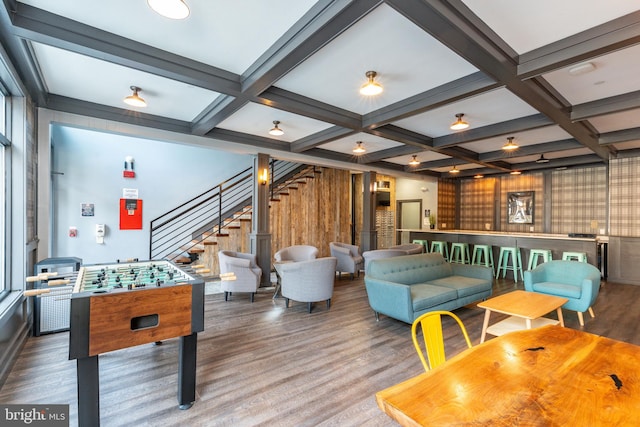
376;325;640;426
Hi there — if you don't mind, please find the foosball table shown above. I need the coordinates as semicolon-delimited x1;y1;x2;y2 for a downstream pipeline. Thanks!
34;259;206;427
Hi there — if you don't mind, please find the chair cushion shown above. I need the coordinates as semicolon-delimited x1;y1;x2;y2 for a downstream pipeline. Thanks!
411;284;458;312
530;281;582;299
426;276;492;298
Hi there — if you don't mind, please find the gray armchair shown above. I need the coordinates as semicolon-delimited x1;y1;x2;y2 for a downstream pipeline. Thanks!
329;242;364;279
218;250;262;302
274;245;318;262
279;257;337;313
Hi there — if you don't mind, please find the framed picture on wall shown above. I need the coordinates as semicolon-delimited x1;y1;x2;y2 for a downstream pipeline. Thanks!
507;191;534;224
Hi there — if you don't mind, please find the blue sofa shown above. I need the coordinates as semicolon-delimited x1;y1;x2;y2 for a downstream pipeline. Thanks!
364;253;493;323
524;260;601;326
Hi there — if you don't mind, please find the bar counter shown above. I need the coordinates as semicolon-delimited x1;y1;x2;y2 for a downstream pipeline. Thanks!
401;229;607;277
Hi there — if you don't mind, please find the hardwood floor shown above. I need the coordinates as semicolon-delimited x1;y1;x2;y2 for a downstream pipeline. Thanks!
2;275;639;427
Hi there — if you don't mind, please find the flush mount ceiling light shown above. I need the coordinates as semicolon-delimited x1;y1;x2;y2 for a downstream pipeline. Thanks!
510;170;522;175
359;71;383;96
449;165;460;174
502;136;518;151
568;62;595;76
268;120;284;136
353;141;366;154
536;154;550;164
450;113;469;130
123;86;146;108
409;155;420;166
474;174;484;179
147;0;190;19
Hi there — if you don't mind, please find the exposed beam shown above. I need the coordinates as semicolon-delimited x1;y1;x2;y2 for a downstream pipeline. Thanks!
518;11;640;78
571;91;640;121
45;95;192;134
433;114;553;148
368;124;433;148
387;0;610;160
193;0;382;135
362;72;500;129
478;139;584;162
11;3;241;95
358;145;423;163
204;128;291;151
599;127;640;145
290;126;357;153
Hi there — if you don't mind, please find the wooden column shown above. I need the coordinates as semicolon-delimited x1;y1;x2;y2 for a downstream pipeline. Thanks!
250;153;272;287
360;172;377;252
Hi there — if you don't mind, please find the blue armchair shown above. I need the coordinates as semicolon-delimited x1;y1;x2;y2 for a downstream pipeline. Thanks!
524;260;601;326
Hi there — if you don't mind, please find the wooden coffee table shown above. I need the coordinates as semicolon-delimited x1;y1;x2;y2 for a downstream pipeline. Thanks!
477;290;568;343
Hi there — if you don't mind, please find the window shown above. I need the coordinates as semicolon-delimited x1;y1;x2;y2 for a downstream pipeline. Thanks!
0;87;7;297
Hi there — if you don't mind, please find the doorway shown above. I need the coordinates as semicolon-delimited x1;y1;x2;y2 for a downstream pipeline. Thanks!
397;199;422;244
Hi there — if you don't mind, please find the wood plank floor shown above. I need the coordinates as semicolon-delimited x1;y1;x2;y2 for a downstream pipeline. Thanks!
1;275;639;427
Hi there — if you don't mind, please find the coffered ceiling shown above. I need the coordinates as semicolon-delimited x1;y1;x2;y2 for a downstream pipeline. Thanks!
1;0;639;178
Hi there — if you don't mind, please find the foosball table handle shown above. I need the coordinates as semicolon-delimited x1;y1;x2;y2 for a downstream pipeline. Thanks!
24;288;51;297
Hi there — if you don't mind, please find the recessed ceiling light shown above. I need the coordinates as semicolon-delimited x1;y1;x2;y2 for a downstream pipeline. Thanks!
268;120;284;136
359;71;383;96
123;86;146;108
450;113;469;130
147;0;190;20
568;62;595;76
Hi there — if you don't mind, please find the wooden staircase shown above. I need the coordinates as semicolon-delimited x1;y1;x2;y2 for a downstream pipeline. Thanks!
179;165;327;278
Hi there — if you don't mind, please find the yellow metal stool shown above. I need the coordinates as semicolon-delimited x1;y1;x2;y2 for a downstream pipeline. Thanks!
471;244;494;272
562;251;587;262
495;246;524;282
450;242;471;264
527;249;553;270
412;239;429;253
430;241;449;262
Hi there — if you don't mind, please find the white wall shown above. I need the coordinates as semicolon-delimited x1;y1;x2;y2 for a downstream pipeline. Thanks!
51;125;252;264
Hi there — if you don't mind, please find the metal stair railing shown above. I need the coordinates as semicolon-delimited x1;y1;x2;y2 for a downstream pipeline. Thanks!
149;159;308;261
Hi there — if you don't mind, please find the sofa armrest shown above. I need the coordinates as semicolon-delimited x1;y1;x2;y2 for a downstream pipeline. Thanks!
524;266;546;292
364;278;413;323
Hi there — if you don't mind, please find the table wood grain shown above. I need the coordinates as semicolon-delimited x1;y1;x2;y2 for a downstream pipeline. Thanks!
376;325;640;426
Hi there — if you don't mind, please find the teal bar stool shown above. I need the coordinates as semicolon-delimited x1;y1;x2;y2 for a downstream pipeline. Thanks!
472;244;494;271
450;242;470;264
527;249;553;270
562;251;587;262
495;246;524;282
412;239;429;253
430;241;449;262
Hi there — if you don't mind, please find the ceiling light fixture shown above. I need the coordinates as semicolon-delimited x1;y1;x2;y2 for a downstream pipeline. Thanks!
568;62;595;76
353;141;366;154
502;136;518;151
474;174;484;179
147;0;190;19
510;170;522;175
359;71;383;96
268;120;284;136
450;113;469;130
536;154;550;164
449;165;460;174
123;86;146;108
409;155;420;166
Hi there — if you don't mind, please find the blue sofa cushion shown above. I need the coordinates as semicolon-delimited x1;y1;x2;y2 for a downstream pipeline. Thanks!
426;276;492;298
366;253;453;285
411;284;458;312
530;281;582;299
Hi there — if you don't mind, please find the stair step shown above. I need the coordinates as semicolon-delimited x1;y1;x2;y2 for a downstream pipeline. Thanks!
175;256;192;264
215;233;229;237
188;248;204;254
203;241;218;246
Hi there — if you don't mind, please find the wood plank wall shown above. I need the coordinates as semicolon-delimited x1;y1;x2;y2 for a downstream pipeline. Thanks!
269;167;351;258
